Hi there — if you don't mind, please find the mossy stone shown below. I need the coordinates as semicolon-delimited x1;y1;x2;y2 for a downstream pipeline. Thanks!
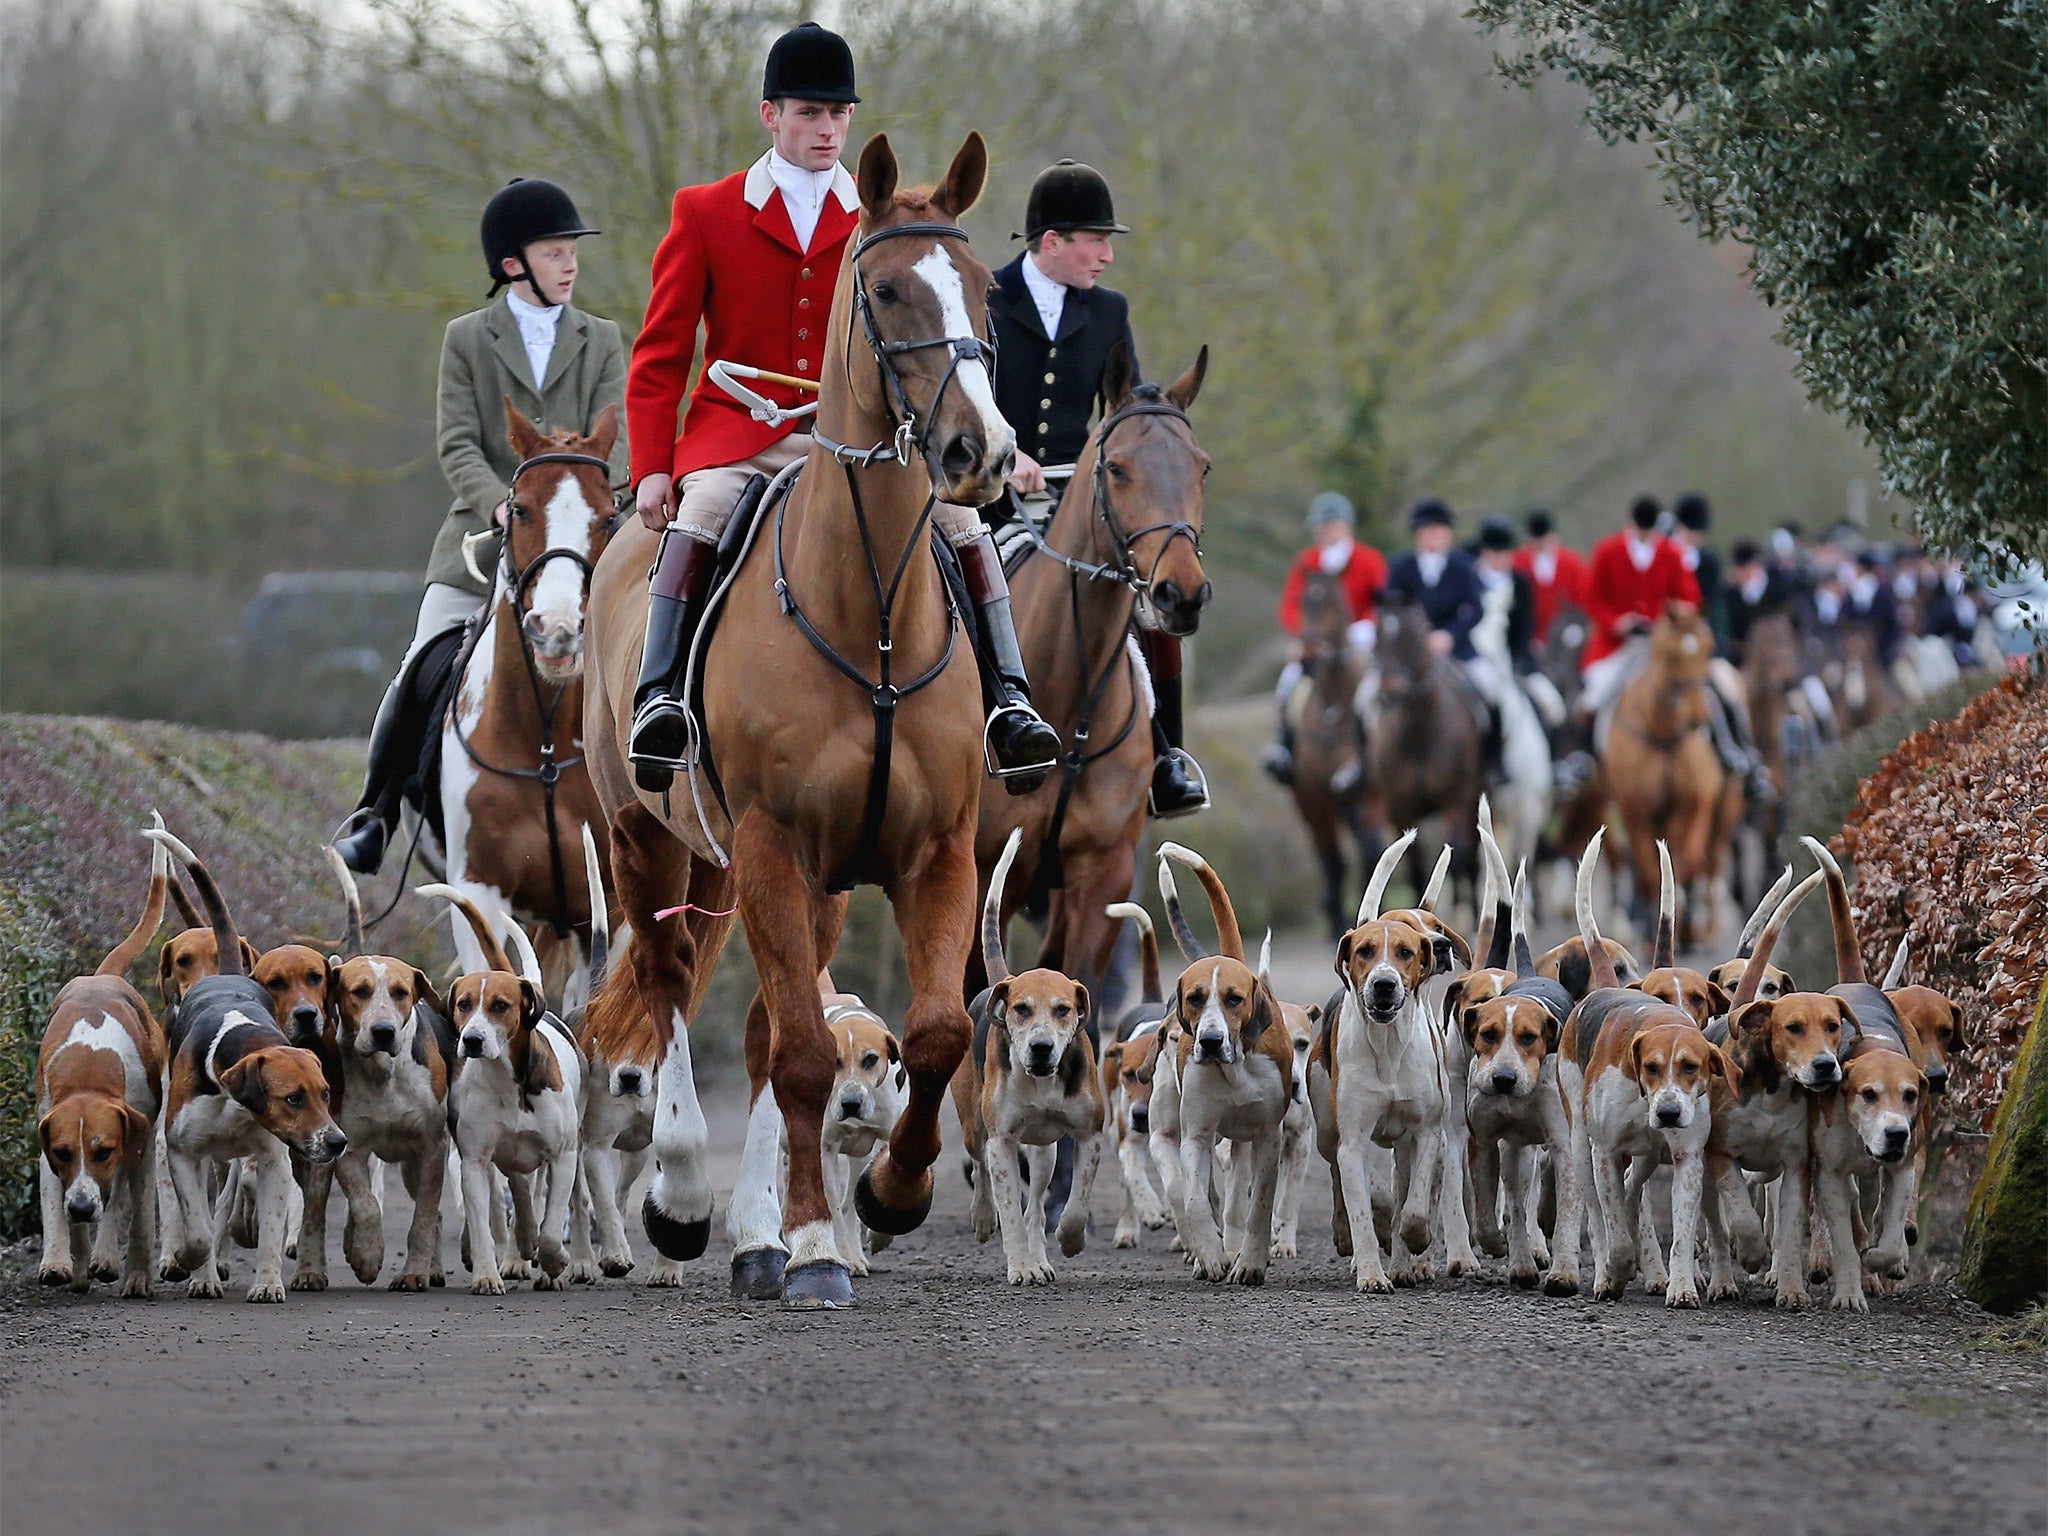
1959;978;2048;1315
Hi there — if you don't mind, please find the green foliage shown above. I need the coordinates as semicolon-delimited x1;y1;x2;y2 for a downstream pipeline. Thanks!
1471;0;2048;567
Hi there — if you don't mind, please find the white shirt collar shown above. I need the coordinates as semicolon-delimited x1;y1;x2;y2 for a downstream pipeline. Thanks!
744;150;859;250
1022;250;1068;339
1532;548;1558;584
505;287;561;386
1626;533;1658;572
1741;569;1769;604
1316;536;1354;575
1416;550;1447;585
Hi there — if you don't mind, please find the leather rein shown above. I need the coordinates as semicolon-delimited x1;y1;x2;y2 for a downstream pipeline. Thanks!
449;449;618;937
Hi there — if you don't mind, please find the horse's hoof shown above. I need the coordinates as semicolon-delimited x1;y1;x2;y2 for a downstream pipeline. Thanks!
782;1260;855;1310
854;1161;932;1236
642;1193;711;1261
730;1246;788;1302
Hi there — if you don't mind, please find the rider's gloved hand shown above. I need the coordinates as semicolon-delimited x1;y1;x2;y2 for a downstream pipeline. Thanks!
636;473;675;532
1427;629;1454;658
1009;451;1047;496
1347;618;1377;651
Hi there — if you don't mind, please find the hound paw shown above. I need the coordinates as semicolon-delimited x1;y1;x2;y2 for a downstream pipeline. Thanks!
1863;1246;1908;1280
1168;1234;1186;1253
157;1259;188;1283
119;1271;153;1299
646;1259;685;1289
1141;1212;1171;1231
532;1272;567;1291
1007;1262;1056;1286
972;1212;999;1244
1642;1272;1669;1297
88;1258;120;1283
598;1254;634;1279
1353;1270;1394;1295
1541;1270;1581;1297
1398;1214;1432;1254
1396;1257;1435;1286
1113;1227;1139;1249
563;1261;599;1286
389;1273;430;1292
1664;1284;1701;1310
1445;1251;1481;1278
470;1275;506;1296
187;1274;224;1300
1593;1278;1629;1302
1226;1260;1268;1287
1830;1289;1869;1313
1532;1238;1552;1268
1774;1286;1811;1311
1271;1239;1299;1260
37;1264;71;1287
1508;1266;1540;1290
1475;1230;1509;1260
244;1281;288;1304
289;1271;328;1292
1057;1224;1087;1259
1191;1257;1231;1283
1707;1278;1743;1303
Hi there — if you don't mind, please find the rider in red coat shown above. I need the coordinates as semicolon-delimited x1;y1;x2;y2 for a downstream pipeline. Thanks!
622;22;1058;792
1511;508;1588;648
1580;496;1701;681
1262;491;1384;786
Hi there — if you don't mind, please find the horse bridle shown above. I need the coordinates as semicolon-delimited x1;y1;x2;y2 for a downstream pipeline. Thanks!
812;220;998;471
452;448;617;936
1025;398;1205;603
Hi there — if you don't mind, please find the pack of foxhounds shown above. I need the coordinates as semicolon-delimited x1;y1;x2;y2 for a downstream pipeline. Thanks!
36;801;1958;1312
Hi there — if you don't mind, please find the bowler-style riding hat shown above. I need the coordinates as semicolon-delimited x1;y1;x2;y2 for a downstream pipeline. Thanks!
1674;492;1712;532
1408;498;1455;531
1020;160;1130;240
1307;490;1356;528
1526;508;1555;539
763;21;860;103
482;179;599;299
1478;514;1518;552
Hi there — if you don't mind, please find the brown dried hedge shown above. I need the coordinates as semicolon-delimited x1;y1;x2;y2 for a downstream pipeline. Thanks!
1837;665;2047;1130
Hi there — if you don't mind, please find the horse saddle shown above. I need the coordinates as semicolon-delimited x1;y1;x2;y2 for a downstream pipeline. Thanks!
396;620;471;847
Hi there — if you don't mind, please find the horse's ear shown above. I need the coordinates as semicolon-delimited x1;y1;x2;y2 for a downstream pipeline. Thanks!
857;133;899;219
1166;345;1208;412
586;403;619;464
506;399;546;460
1102;340;1135;415
931;131;987;220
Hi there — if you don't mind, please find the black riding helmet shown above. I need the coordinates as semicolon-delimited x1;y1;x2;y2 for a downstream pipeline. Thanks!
762;22;860;102
482;179;599;308
1019;160;1130;241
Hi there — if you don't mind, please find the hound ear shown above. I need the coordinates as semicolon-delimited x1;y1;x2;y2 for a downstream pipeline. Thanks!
1460;1004;1485;1048
1707;982;1733;1019
1624;1034;1647;1086
586;403;620;464
1305;1002;1321;1025
159;945;179;1007
987;979;1013;1023
1778;969;1796;995
1834;998;1863;1042
519;979;545;1031
1166;345;1208;411
1243;980;1277;1045
883;1031;901;1064
219;1056;267;1112
1542;1009;1562;1052
1102;340;1136;415
1732;999;1774;1035
324;956;343;1009
931;131;987;220
1071;983;1091;1025
412;969;445;1019
857;133;899;219
239;938;262;974
36;1113;55;1156
1335;930;1358;978
1709;1043;1739;1086
121;1103;153;1161
1441;928;1472;970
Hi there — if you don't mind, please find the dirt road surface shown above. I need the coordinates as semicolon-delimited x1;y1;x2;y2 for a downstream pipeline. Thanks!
6;946;2044;1536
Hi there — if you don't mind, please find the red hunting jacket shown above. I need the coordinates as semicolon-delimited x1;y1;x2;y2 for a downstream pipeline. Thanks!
1513;543;1589;643
1580;530;1702;668
1278;540;1388;636
626;153;861;488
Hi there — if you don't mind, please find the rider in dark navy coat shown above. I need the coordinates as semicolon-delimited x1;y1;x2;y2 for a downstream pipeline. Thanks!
1383;499;1500;779
985;160;1207;820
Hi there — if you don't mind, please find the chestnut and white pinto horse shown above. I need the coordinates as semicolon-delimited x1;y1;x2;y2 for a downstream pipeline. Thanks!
439;404;621;1009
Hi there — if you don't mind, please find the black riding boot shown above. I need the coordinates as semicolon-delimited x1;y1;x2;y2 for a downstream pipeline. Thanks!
1139;630;1209;818
1480;701;1506;787
333;679;407;875
628;532;720;792
957;532;1060;795
1705;688;1777;803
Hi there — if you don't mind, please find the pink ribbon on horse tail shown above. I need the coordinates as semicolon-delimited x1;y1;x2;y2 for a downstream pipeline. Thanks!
654;902;738;922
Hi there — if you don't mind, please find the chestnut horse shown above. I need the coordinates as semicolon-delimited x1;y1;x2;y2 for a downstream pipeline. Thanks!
1283;567;1380;939
975;345;1213;995
1368;599;1483;909
440;404;619;1000
1601;601;1732;944
584;134;1004;1308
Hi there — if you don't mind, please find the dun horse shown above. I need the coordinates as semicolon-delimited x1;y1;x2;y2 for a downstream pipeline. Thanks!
976;343;1213;994
1282;567;1379;939
441;404;619;1000
1601;602;1736;944
584;134;1003;1308
1368;599;1482;907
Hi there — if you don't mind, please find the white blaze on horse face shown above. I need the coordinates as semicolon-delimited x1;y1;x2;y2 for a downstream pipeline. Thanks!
528;476;594;660
909;246;1013;462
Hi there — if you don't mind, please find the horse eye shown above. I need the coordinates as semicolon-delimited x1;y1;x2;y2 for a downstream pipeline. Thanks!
1107;462;1129;483
872;280;896;304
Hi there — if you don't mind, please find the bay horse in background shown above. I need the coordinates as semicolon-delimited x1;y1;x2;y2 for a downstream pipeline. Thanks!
1282;566;1379;940
1737;609;1801;901
439;403;619;1005
975;344;1213;997
583;133;1002;1308
1536;599;1601;919
1367;600;1482;913
1601;601;1737;946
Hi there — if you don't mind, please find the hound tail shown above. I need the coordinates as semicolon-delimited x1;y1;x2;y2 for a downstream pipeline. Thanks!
1881;934;1910;991
100;815;172;976
322;845;367;959
1475;796;1513;970
1356;827;1419;925
1418;844;1453;914
142;825;246;978
581;823;609;988
498;913;545;991
1157;853;1207;963
1733;869;1825;1009
982;829;1022;986
416;884;516;975
1257;929;1273;983
1511;860;1537;979
1652;840;1677;970
1575;828;1619;992
1800;836;1865;984
1158;841;1244;961
1735;865;1794;959
1107;901;1161;1005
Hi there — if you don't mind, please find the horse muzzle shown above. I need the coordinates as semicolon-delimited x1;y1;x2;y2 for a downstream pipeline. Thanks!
1145;578;1212;638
